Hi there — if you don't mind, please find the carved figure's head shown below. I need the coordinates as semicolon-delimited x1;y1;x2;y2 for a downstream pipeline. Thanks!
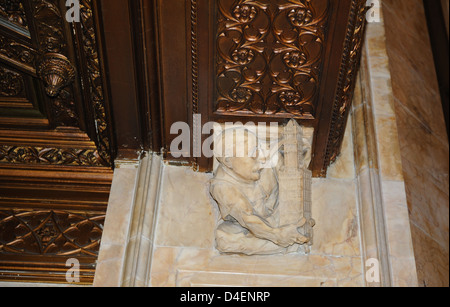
215;128;266;182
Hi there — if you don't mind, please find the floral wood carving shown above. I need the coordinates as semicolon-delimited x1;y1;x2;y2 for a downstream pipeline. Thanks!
0;0;112;167
0;210;104;257
31;0;66;54
0;65;24;97
216;0;330;117
0;145;108;166
0;34;37;73
0;0;28;30
78;0;112;166
30;0;79;127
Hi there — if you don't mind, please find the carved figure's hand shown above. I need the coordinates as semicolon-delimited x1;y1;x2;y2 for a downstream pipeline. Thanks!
276;218;310;247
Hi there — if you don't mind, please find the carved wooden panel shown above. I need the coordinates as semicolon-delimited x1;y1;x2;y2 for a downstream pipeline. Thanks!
150;0;367;176
0;0;114;164
0;0;29;32
0;145;104;166
0;34;37;74
0;163;112;283
0;210;104;257
0;65;24;97
216;0;329;118
0;0;114;284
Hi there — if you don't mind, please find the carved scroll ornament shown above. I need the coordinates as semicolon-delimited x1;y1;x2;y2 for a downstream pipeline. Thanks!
216;0;329;117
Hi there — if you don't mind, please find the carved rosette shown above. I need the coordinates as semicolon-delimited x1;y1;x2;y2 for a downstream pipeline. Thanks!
216;0;329;117
37;53;75;98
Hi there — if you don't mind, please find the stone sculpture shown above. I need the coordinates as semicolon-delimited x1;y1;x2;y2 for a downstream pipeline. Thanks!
210;120;315;255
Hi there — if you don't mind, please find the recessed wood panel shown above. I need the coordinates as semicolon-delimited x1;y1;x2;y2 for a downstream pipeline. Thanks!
0;0;115;284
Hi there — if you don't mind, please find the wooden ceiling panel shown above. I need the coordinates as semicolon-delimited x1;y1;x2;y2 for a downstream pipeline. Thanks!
0;0;114;284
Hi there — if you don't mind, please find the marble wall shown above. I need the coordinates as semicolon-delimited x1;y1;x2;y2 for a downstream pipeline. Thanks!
355;7;419;286
149;124;365;287
382;0;450;287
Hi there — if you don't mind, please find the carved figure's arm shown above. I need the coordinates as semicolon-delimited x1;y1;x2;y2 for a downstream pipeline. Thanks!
212;184;308;247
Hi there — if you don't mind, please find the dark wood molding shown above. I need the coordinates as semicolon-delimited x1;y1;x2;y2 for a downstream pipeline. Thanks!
98;0;143;160
312;0;367;177
129;0;163;153
423;0;449;139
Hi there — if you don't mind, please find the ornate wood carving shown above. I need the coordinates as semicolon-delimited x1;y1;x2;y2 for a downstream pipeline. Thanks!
0;63;38;112
77;0;112;165
0;0;113;165
190;0;199;116
320;0;367;176
0;34;37;74
215;0;329;117
0;65;24;97
38;53;75;98
149;0;367;175
31;0;66;54
0;210;104;257
0;145;107;166
0;0;28;31
30;0;79;127
0;0;114;284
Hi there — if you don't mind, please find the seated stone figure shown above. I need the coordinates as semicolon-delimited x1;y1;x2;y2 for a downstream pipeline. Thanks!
210;128;309;255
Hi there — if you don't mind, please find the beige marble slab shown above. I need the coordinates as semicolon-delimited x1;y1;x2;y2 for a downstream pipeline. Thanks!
369;77;395;117
394;101;449;182
149;247;363;287
326;116;356;180
401;158;449;250
94;166;140;287
155;165;217;249
383;0;448;144
410;223;450;287
311;178;361;257
150;141;364;287
373;114;404;181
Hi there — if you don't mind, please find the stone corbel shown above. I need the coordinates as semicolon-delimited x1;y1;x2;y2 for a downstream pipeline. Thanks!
210;120;315;256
